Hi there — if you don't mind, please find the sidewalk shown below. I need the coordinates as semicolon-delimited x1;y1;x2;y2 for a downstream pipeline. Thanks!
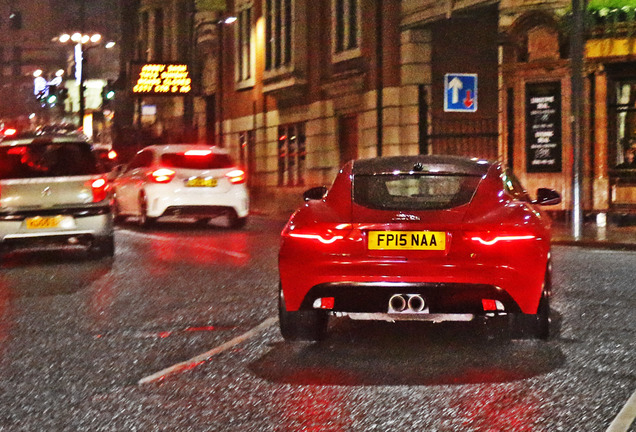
551;217;636;250
249;188;636;250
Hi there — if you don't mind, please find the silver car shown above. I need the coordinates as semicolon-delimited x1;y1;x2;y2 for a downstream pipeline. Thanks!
0;134;114;257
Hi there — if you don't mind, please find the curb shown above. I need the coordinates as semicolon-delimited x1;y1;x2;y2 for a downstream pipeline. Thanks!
552;239;636;251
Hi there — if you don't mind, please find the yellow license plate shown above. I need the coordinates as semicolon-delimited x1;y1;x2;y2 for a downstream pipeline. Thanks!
186;177;217;187
25;216;63;229
368;231;446;250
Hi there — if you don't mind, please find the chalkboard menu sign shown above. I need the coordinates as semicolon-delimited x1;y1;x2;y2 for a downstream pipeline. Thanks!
525;82;562;173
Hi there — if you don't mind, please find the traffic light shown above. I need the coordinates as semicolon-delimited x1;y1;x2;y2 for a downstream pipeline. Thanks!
46;85;57;106
101;80;115;108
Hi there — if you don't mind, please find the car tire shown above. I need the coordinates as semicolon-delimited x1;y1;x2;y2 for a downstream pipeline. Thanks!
534;263;553;340
112;199;125;225
278;285;328;342
90;235;115;259
534;289;551;340
138;195;156;228
509;266;551;340
228;209;247;229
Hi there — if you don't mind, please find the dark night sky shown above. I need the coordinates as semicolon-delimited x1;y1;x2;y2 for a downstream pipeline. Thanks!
52;0;121;40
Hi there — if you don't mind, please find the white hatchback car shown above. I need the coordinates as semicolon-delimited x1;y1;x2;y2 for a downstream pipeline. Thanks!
112;144;249;228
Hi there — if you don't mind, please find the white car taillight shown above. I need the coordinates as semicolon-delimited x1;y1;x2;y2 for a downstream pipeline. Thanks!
150;168;176;184
184;150;212;156
226;169;246;184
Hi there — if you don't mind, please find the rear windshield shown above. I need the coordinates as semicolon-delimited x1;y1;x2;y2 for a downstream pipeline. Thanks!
161;152;234;170
0;142;101;179
353;174;482;211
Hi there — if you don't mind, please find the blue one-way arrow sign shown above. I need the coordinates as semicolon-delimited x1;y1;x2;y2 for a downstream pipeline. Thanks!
444;73;477;112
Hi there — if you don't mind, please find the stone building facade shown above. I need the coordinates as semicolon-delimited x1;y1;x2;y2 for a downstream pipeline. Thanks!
128;0;636;215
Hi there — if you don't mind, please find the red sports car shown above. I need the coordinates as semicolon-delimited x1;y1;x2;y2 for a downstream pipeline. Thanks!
278;155;561;341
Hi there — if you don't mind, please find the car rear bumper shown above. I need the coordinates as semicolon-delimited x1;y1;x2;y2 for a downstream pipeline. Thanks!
145;186;249;218
0;210;113;248
299;281;522;314
279;258;546;315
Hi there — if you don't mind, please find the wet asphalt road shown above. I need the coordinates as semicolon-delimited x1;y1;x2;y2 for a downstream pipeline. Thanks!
0;215;633;431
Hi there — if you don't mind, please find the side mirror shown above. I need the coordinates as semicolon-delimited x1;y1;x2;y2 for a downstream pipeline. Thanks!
303;186;328;201
534;188;561;206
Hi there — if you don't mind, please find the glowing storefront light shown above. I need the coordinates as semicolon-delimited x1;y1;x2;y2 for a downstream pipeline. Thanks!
131;63;192;95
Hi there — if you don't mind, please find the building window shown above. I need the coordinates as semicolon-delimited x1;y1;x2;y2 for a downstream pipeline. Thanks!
265;0;292;71
177;1;189;62
332;0;360;60
236;5;252;83
278;123;306;187
9;11;22;30
154;8;164;61
138;11;149;60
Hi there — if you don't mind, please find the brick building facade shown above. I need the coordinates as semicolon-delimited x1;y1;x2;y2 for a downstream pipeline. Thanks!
127;0;636;215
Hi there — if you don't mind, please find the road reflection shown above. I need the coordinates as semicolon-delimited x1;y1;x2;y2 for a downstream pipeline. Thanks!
251;320;565;386
0;248;113;297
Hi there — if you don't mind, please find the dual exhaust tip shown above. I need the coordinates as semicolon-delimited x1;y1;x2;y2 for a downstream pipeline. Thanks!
389;294;426;313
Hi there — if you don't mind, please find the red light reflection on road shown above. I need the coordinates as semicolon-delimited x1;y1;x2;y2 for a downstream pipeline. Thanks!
281;373;357;431
454;384;545;431
146;232;250;267
281;367;359;432
87;276;116;328
185;326;218;332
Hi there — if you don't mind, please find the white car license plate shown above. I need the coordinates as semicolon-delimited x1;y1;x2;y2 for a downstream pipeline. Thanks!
186;177;218;187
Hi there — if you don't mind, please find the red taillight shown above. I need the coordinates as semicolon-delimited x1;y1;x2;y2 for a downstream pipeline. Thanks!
226;169;246;184
107;150;118;160
466;231;536;246
90;177;109;202
150;168;175;183
3;128;17;137
482;299;505;311
285;223;352;244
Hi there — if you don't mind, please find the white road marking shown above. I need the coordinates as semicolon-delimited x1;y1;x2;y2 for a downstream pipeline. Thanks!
120;229;248;259
607;389;636;432
138;316;277;385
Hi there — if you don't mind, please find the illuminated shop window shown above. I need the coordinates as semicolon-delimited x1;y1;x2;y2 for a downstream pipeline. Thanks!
615;81;636;167
278;123;306;187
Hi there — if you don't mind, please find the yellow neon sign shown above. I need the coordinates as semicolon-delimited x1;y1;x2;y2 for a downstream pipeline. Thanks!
131;63;192;95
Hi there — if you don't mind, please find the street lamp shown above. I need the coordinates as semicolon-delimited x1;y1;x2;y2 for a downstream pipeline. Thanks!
55;32;107;127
